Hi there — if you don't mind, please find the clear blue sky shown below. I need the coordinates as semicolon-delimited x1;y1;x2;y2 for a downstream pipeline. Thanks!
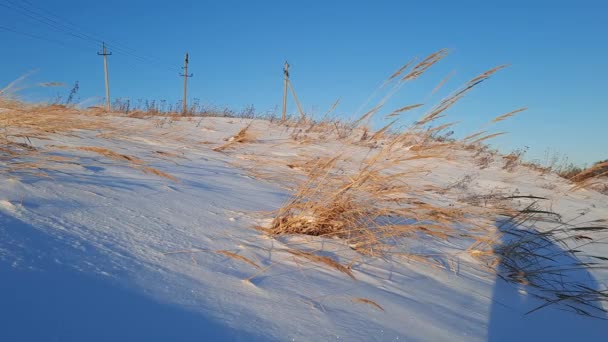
1;0;606;166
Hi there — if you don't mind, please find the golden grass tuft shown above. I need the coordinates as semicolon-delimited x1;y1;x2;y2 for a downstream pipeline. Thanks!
570;161;608;183
351;297;385;311
384;103;424;118
431;70;455;95
468;132;507;145
217;250;261;269
77;146;144;164
369;119;398;141
213;123;257;152
266;137;466;257
387;58;417;81
416;65;508;127
286;249;356;280
401;49;450;82
271;126;478;260
142;166;178;182
491;107;527;123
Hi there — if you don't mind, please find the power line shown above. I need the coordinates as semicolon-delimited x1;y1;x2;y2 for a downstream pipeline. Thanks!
0;24;183;106
0;25;149;72
0;0;178;73
0;25;87;50
0;1;98;48
18;0;137;53
4;0;130;54
2;0;142;60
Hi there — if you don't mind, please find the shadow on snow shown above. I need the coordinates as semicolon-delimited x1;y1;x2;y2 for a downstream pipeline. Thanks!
487;218;608;341
0;213;257;341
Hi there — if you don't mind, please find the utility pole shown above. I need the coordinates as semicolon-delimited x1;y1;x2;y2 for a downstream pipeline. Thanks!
282;61;289;121
97;42;112;112
180;53;193;115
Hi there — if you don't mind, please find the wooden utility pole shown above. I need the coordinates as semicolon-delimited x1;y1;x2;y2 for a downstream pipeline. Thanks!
282;61;289;121
180;53;193;114
97;42;112;112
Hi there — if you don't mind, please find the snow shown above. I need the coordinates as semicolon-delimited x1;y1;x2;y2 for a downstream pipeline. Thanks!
1;114;607;341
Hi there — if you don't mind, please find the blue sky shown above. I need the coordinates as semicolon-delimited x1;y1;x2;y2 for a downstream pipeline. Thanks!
1;0;606;166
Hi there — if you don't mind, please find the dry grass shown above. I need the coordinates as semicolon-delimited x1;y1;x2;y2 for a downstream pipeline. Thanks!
0;95;116;176
570;161;608;183
286;156;336;174
286;249;356;280
414;65;507;128
76;146;144;164
468;202;608;317
141;166;178;182
266;136;466;256
250;50;607;318
0;96;178;182
264;51;517;256
217;250;261;269
4;54;606;319
69;146;177;182
547;160;608;193
491;107;527;123
213;123;257;152
351;297;385;311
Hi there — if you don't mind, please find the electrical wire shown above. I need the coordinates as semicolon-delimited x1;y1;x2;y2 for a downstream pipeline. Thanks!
0;24;87;50
0;0;179;74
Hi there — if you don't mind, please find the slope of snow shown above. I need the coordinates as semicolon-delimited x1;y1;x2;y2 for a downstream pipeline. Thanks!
1;115;607;341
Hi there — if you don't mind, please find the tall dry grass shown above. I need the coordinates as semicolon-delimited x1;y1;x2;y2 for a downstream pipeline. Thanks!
213;123;258;152
3;53;606;317
267;50;507;245
255;50;607;317
0;81;177;181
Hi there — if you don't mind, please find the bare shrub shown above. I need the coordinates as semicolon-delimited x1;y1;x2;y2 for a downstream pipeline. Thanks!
472;145;495;169
476;153;494;169
446;173;477;191
502;146;529;172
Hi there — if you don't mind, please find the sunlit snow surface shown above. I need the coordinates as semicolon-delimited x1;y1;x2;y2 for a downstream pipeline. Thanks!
1;115;607;341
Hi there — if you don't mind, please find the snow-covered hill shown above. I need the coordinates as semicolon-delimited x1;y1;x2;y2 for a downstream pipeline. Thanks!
1;111;607;341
